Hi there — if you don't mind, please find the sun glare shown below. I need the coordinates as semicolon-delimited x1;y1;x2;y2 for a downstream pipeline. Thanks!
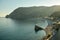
0;13;8;17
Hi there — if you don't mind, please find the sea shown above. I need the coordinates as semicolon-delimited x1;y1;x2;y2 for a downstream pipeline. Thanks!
0;18;60;40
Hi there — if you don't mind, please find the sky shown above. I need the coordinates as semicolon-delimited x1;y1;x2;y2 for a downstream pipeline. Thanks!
0;0;60;17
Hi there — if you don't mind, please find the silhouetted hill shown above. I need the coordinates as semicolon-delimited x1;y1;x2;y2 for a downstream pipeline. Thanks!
6;5;60;20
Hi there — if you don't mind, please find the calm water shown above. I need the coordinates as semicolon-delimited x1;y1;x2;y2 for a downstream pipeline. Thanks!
0;18;60;40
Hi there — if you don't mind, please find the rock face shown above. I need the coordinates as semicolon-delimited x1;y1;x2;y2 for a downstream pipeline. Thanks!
6;5;60;20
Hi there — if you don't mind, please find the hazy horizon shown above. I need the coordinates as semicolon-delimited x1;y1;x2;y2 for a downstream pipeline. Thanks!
0;0;60;17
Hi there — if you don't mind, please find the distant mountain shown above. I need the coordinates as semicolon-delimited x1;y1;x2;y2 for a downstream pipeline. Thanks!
6;5;60;20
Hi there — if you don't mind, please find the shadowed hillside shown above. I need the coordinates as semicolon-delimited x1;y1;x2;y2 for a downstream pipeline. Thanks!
50;11;60;21
6;5;60;20
50;11;60;18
